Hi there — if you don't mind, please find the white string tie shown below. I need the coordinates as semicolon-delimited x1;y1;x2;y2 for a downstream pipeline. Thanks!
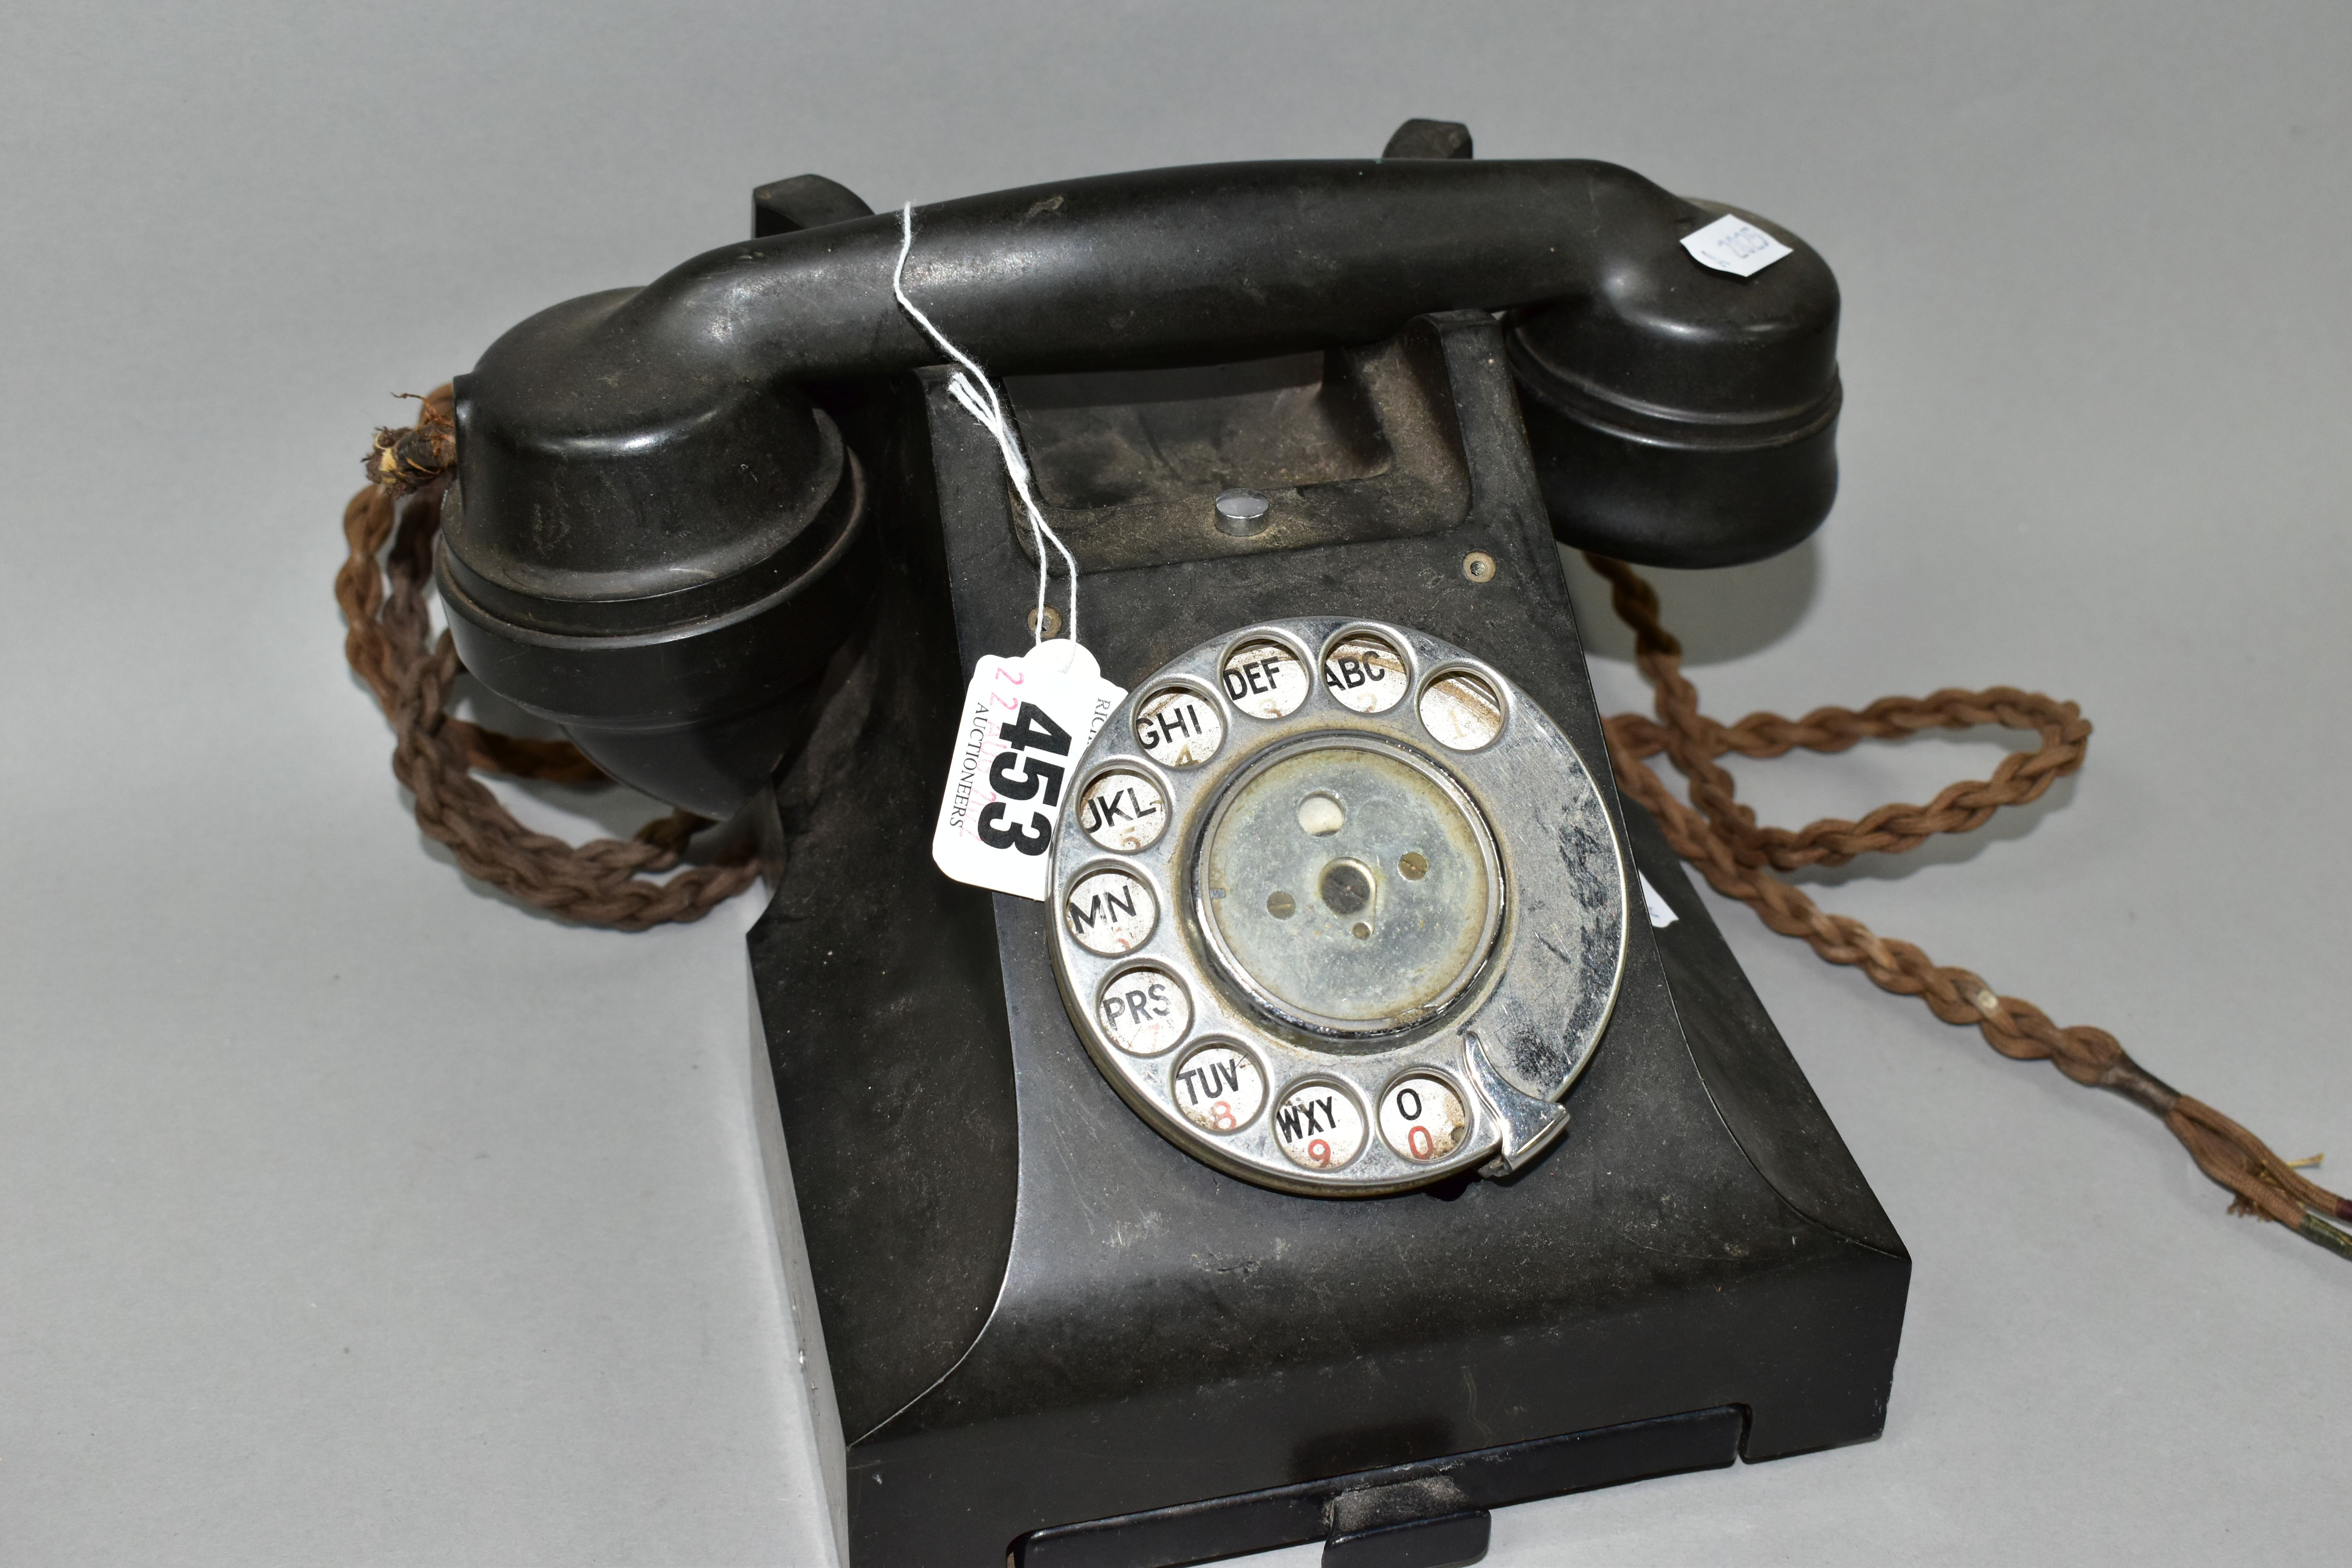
891;202;1079;652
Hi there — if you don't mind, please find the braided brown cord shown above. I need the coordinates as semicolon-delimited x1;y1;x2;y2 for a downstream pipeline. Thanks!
337;393;2348;1235
1583;552;2352;1259
339;387;760;930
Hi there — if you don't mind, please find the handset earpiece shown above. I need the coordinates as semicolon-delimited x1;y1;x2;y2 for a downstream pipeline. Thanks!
1504;203;1842;568
436;358;876;820
437;175;885;819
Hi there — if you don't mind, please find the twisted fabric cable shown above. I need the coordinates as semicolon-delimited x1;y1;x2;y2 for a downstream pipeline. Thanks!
1582;551;2352;1259
336;395;2352;1251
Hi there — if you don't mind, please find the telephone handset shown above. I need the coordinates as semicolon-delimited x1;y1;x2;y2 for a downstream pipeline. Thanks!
438;142;1839;820
434;122;1903;1567
1053;619;1625;1194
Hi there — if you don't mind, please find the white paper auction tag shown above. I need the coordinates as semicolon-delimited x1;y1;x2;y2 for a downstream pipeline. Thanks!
933;639;1127;900
1679;212;1793;278
1639;871;1680;929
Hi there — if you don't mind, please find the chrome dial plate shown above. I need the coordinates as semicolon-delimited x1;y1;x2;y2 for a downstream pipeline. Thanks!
1049;619;1628;1196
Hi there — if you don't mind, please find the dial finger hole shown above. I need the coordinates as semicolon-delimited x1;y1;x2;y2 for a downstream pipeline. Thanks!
1096;967;1190;1055
1079;770;1168;852
1419;670;1505;751
1379;1075;1468;1163
1172;1043;1265;1134
1220;640;1309;719
1272;1082;1367;1170
1065;868;1156;955
1321;633;1408;714
1135;686;1223;768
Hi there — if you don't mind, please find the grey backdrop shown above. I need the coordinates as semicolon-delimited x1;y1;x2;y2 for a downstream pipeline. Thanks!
4;3;2346;1563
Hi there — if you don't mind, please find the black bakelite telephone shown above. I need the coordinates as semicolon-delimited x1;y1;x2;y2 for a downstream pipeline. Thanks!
437;122;1902;1567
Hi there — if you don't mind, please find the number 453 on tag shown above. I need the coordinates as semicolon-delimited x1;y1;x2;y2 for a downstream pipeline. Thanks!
932;641;1126;900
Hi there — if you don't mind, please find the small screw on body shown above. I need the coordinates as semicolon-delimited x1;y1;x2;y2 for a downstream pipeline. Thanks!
1027;605;1064;639
1214;489;1274;538
1462;551;1498;584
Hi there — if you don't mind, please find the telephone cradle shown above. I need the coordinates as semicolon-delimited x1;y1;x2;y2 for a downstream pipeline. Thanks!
435;125;1909;1567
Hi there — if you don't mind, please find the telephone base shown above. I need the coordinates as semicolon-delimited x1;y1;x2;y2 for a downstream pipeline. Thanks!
746;312;1907;1566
